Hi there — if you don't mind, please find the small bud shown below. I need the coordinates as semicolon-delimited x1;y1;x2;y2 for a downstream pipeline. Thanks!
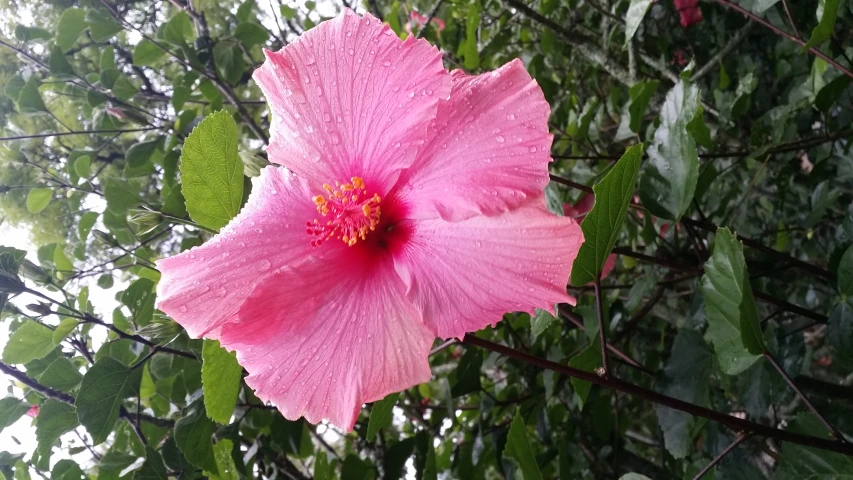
0;272;25;295
93;230;119;247
26;303;53;316
19;259;49;284
594;367;606;377
129;208;163;235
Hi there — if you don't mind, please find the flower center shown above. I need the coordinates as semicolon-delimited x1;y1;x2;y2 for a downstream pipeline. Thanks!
306;177;382;247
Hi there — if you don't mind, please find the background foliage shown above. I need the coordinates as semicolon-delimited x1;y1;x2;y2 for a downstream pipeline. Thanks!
0;0;852;478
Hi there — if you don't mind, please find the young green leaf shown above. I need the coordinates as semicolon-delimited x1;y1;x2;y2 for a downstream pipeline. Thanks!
504;409;543;480
366;391;399;442
35;400;79;467
776;413;853;478
0;397;30;434
75;357;141;444
180;110;244;231
234;22;269;47
700;228;764;375
571;143;644;286
135;446;168;480
827;300;853;361
803;0;840;50
121;278;155;327
2;321;55;364
55;8;86;52
38;357;83;392
132;40;167;67
639;79;700;220
624;0;652;45
26;188;52;214
174;402;219;474
201;340;242;424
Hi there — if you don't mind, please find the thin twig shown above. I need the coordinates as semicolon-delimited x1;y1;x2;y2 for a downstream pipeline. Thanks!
692;432;753;480
764;352;846;442
779;0;801;39
0;127;161;142
593;278;610;377
462;334;853;455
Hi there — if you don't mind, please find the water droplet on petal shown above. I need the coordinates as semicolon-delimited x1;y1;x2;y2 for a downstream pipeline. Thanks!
506;113;516;120
496;135;505;143
383;60;391;67
179;305;187;313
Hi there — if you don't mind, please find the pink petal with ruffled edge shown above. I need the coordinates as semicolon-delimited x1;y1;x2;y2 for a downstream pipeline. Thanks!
253;9;450;194
392;201;584;339
155;167;318;338
221;251;433;430
394;60;553;221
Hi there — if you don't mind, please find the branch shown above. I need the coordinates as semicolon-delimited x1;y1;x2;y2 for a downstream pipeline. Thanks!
593;278;610;376
0;127;161;142
0;361;173;428
713;0;853;81
462;334;853;455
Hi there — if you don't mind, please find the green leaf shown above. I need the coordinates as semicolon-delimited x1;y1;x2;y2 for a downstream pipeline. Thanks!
384;437;416;480
531;308;557;338
700;228;764;375
803;0;840;50
17;77;47;114
73;155;91;178
234;22;269;47
86;9;123;42
121;278;155;327
100;46;116;70
838;244;853;297
75;357;141;444
26;188;52;214
55;8;86;52
654;329;713;459
571;144;644;286
38;357;83;392
213;42;246;86
2;321;55;364
48;45;74;76
52;318;79;344
504;409;543;480
112;75;139;101
180;110;244;231
628;80;659;133
162;12;195;45
639;79;700;220
0;398;29;434
366;392;399;442
134;447;167;480
78;212;98;241
620;475;653;480
624;0;652;45
776;413;853;479
567;339;601;409
35;400;78;467
207;440;238;480
126;140;159;168
52;458;84;480
201;340;242;424
340;455;371;480
828;300;853;361
236;0;255;22
4;75;25;101
313;451;332;480
174;402;219;474
54;246;73;275
280;5;296;19
132;40;167;67
451;347;482;397
100;68;120;89
14;25;52;42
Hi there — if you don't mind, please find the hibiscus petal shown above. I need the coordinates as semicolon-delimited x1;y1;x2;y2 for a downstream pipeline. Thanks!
253;9;450;194
220;252;433;431
393;200;583;339
155;167;318;338
395;59;553;221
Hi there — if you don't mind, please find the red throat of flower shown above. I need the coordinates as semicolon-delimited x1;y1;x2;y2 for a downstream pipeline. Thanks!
306;177;382;247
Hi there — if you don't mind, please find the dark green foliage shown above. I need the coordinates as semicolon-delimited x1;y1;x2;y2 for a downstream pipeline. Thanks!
1;0;852;478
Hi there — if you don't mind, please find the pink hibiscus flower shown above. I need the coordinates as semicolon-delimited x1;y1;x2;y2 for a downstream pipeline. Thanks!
156;9;582;430
407;11;446;34
563;195;615;280
674;0;703;27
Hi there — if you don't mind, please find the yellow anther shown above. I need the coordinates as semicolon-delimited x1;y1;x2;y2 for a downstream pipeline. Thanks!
362;204;371;216
352;177;365;189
